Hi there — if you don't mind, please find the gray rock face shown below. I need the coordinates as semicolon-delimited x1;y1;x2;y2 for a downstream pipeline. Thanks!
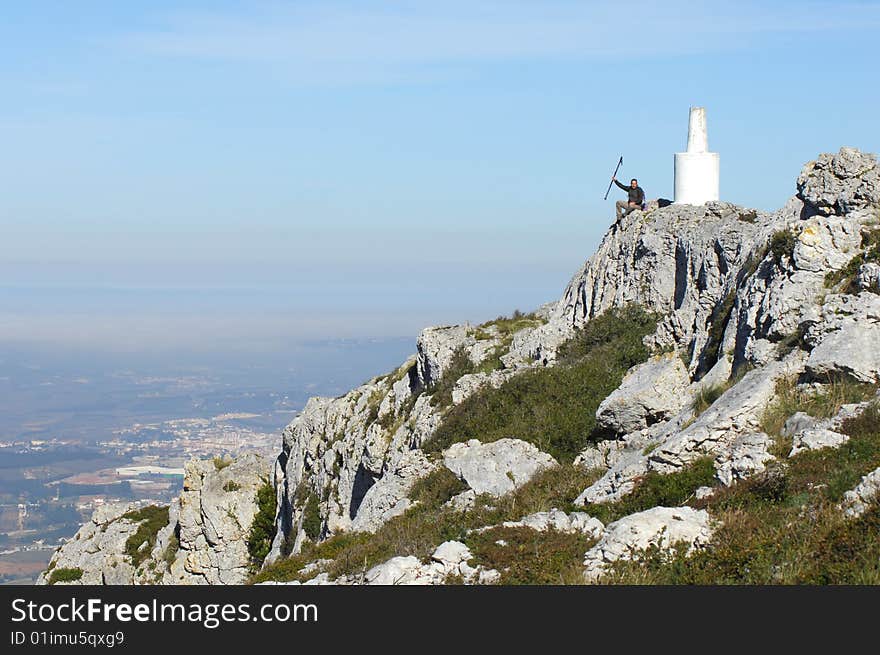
841;467;880;518
416;325;475;389
511;202;770;369
650;353;805;474
40;455;269;586
805;292;880;383
789;428;849;457
350;450;435;533
452;369;518;405
797;147;879;216
596;353;692;436
442;439;557;497
38;502;148;585
501;510;604;539
857;263;880;293
582;507;713;582
166;454;269;585
577;352;804;505
714;432;776;487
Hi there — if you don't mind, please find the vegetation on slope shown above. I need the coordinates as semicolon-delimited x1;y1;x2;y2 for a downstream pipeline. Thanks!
580;458;716;524
824;227;880;292
246;479;278;571
603;401;880;584
122;505;169;568
251;463;603;584
426;305;659;462
47;567;83;585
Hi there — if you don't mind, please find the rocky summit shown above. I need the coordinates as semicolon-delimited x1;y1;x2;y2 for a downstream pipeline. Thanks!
44;147;880;585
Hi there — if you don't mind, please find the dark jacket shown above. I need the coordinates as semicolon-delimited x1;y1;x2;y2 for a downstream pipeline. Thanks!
614;179;645;205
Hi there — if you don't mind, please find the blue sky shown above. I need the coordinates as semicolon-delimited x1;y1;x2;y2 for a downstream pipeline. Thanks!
2;1;879;350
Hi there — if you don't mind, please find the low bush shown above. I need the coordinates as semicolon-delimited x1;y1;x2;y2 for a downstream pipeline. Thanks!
302;493;322;542
251;463;601;584
123;505;170;568
581;457;716;524
465;526;593;585
47;567;83;585
427;306;658;462
769;229;797;265
691;382;730;416
409;467;469;508
246;479;278;570
603;401;880;584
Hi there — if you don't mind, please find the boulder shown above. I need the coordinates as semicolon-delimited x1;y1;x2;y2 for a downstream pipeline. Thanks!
841;467;880;518
582;507;713;582
415;325;475;389
856;263;880;293
714;432;776;486
351;450;435;533
442;439;557;497
805;293;880;383
797;147;880;216
501;509;604;539
789;428;850;457
596;353;692;436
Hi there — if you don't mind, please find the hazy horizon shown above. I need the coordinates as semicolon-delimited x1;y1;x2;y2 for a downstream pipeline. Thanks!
3;1;880;351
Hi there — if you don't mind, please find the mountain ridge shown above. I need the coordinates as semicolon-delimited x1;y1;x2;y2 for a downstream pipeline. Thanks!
41;146;880;585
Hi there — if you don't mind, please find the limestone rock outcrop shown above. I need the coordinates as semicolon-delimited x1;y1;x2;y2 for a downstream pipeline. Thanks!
841;467;880;518
442;439;557;497
595;353;691;436
39;455;269;586
797;147;880;216
582;507;713;582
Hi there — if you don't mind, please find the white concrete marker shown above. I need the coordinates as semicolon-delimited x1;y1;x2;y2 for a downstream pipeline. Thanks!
674;107;720;206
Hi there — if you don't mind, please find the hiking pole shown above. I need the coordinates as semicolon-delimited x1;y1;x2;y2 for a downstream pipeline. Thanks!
603;156;624;200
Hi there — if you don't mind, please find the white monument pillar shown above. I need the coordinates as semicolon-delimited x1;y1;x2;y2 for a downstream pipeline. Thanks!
674;107;719;205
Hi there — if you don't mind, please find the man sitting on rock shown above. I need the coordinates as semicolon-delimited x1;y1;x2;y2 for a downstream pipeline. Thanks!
613;176;645;219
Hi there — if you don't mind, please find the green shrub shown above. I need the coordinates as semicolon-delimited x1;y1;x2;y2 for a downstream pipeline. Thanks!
302;493;322;541
47;567;83;585
691;382;730;416
427;306;658;462
409;467;470;508
163;532;180;566
213;456;232;471
738;209;758;223
222;480;242;492
703;290;736;369
582;457;716;524
122;505;170;568
246;479;277;570
769;230;797;265
428;347;476;408
464;526;592;584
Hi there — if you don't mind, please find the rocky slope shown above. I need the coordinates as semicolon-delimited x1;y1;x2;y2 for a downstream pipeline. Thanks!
43;147;880;585
40;454;269;585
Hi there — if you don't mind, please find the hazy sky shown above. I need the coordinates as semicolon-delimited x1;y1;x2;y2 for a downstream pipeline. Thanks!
3;1;880;350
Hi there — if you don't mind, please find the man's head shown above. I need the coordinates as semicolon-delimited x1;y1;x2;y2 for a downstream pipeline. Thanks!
630;179;638;187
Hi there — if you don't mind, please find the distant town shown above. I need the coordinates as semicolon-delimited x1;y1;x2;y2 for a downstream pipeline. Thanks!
0;412;281;584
